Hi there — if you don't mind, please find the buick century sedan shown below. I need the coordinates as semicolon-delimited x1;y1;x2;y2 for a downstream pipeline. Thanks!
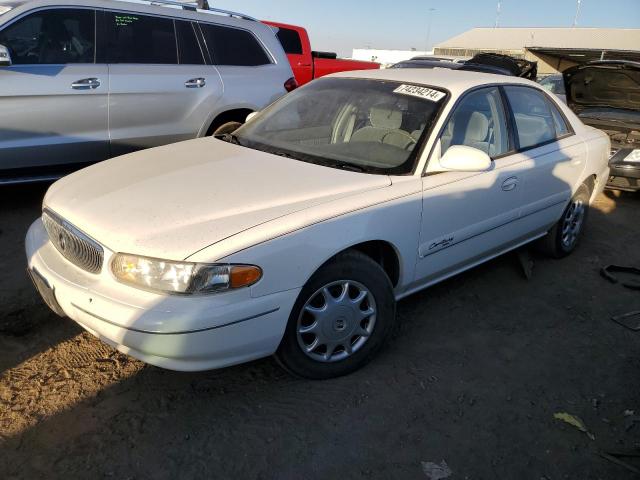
26;69;610;379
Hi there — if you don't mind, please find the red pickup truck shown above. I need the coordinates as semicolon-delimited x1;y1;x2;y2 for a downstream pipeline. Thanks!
263;21;379;86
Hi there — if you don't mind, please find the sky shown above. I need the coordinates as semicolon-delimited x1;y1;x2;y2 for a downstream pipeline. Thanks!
212;0;640;57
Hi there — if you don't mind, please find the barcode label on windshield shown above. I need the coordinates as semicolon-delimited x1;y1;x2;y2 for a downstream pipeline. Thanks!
393;84;445;102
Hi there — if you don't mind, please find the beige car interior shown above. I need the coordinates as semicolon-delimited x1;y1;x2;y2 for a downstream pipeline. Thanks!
332;103;417;150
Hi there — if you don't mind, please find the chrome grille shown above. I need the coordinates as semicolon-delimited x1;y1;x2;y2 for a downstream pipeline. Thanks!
42;210;104;274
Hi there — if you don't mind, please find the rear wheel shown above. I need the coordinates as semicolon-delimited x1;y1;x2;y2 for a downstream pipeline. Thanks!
212;121;242;136
275;251;396;379
538;183;590;258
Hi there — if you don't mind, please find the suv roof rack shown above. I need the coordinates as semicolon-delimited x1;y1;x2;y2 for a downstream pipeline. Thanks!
110;0;258;21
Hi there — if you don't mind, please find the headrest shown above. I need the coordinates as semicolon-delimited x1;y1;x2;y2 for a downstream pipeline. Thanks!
464;111;489;142
370;105;402;130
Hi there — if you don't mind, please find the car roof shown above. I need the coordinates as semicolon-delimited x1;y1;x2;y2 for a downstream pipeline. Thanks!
328;67;539;96
0;0;260;27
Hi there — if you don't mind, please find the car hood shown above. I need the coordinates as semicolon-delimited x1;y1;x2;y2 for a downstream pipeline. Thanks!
44;138;391;260
564;61;640;113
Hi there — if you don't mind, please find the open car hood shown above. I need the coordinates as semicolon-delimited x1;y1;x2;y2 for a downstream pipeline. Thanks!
564;61;640;113
462;53;538;80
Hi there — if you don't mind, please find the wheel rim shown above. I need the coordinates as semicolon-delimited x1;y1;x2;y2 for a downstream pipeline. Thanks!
296;280;377;363
561;199;585;249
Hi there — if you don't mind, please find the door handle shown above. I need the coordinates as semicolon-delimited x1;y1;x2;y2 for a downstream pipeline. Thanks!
71;78;100;90
502;176;519;191
185;77;206;88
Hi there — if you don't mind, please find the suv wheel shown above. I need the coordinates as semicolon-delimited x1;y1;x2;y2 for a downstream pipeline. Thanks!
212;121;242;136
275;251;396;379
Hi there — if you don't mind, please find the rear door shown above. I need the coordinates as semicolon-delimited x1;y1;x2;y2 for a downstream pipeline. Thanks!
100;10;223;156
0;7;108;174
501;86;585;235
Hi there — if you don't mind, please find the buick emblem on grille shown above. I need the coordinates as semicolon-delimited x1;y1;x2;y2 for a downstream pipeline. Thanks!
42;210;104;274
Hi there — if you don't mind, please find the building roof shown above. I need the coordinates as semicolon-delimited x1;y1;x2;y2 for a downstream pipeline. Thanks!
435;27;640;51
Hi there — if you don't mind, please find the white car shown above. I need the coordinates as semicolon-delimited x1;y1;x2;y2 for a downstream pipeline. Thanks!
25;69;610;379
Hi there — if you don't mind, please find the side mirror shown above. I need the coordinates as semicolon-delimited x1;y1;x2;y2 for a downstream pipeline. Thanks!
0;45;11;67
429;144;493;173
246;111;259;122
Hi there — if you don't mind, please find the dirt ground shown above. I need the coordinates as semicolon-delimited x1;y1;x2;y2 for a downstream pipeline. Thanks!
0;183;638;479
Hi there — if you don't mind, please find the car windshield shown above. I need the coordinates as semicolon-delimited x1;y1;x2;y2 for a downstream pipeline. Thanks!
234;78;447;175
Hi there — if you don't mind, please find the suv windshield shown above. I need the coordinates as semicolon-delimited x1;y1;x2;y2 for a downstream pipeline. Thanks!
234;78;447;174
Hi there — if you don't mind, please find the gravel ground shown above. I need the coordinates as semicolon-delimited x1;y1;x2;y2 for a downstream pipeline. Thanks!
1;184;639;479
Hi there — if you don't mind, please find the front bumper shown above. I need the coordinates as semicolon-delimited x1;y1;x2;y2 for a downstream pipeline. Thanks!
25;218;299;371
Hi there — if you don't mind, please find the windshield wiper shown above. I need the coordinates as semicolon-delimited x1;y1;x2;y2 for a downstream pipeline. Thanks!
330;162;366;173
272;150;298;159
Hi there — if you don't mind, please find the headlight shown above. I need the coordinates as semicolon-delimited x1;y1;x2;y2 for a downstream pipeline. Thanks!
623;149;640;163
111;253;262;295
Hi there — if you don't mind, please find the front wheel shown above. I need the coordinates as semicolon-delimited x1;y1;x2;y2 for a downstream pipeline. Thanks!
275;251;396;379
538;183;590;258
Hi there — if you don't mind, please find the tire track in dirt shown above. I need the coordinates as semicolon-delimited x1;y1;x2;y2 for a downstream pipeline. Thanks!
0;331;143;441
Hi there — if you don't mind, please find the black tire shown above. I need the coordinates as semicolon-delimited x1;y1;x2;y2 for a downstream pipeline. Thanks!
212;121;242;136
537;183;590;258
275;250;396;379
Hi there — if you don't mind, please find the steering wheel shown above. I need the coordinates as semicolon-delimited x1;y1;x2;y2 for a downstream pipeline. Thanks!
381;130;417;150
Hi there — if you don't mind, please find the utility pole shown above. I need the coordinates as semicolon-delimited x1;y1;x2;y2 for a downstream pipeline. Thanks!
494;0;502;28
573;0;582;27
426;8;436;53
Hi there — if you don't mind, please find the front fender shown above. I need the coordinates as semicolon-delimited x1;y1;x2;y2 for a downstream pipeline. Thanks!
189;179;423;298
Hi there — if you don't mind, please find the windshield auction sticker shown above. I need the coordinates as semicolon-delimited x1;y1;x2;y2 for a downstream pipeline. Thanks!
393;85;445;102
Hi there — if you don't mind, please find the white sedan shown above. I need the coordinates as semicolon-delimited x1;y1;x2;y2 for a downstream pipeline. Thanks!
25;69;610;379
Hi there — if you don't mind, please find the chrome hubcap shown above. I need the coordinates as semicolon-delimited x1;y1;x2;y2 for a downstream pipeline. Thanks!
297;280;376;363
561;199;585;249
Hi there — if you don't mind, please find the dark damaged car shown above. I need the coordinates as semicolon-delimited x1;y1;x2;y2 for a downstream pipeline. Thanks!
564;60;640;192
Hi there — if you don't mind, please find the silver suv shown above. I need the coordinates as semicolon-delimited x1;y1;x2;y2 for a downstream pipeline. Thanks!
0;0;295;183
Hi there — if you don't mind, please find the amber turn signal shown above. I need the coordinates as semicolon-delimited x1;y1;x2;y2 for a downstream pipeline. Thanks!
230;265;262;288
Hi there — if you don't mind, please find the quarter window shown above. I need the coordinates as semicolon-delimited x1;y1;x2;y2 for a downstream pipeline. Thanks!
547;99;570;137
275;27;303;55
104;12;177;64
176;20;204;65
504;86;556;149
199;23;271;66
441;87;510;158
0;8;95;64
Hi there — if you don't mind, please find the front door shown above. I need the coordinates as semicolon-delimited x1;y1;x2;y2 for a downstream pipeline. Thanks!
414;86;529;285
272;25;312;86
0;8;109;174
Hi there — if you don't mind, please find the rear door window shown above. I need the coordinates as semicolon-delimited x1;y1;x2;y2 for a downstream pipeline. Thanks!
504;86;556;150
175;20;204;65
199;23;271;66
104;11;177;64
275;27;302;55
0;8;95;64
